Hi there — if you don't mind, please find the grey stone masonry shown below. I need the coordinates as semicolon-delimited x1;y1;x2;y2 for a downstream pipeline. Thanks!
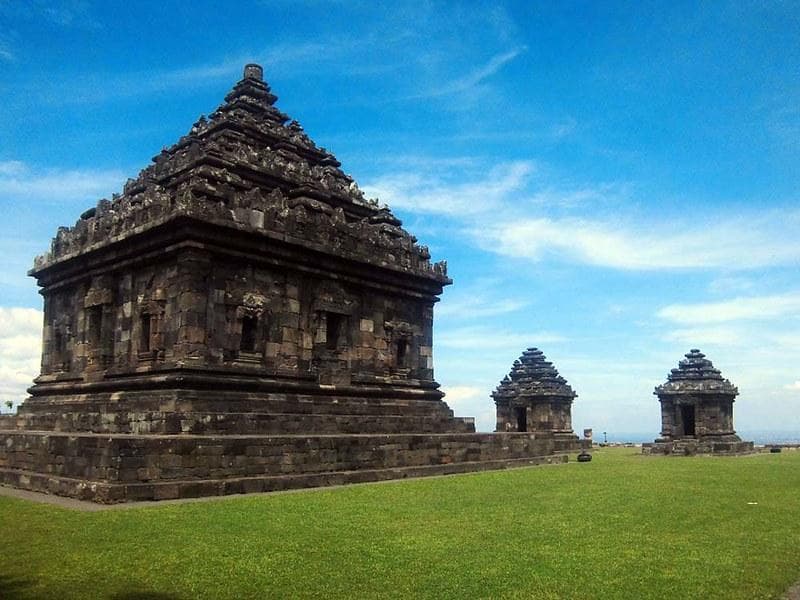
0;66;574;503
492;348;581;451
643;349;754;455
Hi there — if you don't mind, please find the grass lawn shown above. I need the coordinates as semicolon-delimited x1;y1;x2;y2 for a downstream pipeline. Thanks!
1;447;799;599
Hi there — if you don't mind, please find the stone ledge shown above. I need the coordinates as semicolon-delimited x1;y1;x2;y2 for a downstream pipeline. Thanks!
642;439;756;456
0;454;568;504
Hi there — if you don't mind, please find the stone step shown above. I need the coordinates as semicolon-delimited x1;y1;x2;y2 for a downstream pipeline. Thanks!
0;454;568;503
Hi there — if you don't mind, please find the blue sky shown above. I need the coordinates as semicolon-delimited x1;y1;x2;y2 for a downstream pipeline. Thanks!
1;1;799;437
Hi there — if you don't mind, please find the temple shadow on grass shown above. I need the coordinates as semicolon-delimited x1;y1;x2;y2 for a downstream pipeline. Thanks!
0;578;185;600
0;574;35;599
110;592;185;600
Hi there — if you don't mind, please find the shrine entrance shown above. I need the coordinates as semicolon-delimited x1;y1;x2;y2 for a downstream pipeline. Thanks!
515;406;527;432
680;404;696;437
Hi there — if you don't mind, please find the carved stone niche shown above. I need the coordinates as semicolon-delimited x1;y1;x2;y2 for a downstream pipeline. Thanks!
83;284;114;370
48;315;72;374
311;282;355;385
384;319;413;375
228;292;270;364
137;294;166;363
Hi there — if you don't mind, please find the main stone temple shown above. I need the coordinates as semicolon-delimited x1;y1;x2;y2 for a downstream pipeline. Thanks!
643;349;754;455
0;65;571;503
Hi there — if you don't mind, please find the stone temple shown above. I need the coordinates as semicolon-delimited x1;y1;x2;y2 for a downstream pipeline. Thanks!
643;349;754;455
492;348;580;451
0;65;572;503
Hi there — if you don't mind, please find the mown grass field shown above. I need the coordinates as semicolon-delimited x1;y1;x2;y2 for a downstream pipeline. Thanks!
1;447;799;599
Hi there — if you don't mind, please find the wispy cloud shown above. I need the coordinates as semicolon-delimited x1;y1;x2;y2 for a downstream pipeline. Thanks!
437;296;528;319
368;156;800;272
436;281;529;320
22;41;357;106
658;292;800;324
549;117;578;140
475;212;800;271
0;160;126;204
784;381;800;391
363;160;534;216
437;325;566;350
1;0;101;31
0;29;16;62
707;276;756;295
664;326;744;347
411;46;526;99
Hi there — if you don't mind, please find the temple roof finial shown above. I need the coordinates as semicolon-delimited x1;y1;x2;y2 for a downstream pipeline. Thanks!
243;63;263;81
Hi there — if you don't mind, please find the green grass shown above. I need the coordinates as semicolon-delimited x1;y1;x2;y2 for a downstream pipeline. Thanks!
2;448;800;599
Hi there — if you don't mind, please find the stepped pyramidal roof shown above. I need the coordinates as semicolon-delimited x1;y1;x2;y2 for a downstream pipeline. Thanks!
492;347;577;403
655;349;738;396
33;63;448;285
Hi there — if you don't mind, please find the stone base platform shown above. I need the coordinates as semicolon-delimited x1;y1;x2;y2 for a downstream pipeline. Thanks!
642;436;755;456
0;430;577;503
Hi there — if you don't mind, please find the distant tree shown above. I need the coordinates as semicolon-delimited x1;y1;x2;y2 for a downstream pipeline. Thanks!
4;400;12;411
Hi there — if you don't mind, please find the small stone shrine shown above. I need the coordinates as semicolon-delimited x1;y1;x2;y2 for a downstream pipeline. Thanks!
643;349;753;455
0;65;568;503
492;348;581;451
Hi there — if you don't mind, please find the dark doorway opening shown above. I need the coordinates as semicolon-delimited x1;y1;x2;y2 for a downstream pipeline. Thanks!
140;314;151;352
681;404;696;437
87;306;103;346
326;312;345;350
240;315;258;353
515;406;527;432
395;338;408;368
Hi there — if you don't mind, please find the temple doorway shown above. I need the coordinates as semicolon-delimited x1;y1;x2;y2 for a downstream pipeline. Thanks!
515;406;527;432
680;404;696;437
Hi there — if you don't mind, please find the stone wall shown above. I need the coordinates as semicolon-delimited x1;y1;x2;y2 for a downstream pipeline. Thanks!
37;246;435;387
0;431;566;503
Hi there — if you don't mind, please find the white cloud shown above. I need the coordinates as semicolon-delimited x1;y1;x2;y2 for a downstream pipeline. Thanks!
664;326;744;347
420;46;527;98
441;385;482;404
0;307;42;410
549;117;578;140
437;325;566;350
477;214;800;271
707;276;756;295
0;161;126;204
0;160;26;176
784;381;800;391
440;385;497;432
0;307;42;335
363;160;534;216
367;156;799;272
658;292;800;324
437;294;528;319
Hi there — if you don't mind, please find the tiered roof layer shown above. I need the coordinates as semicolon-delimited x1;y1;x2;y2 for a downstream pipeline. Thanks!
655;349;738;396
492;347;577;403
33;64;448;284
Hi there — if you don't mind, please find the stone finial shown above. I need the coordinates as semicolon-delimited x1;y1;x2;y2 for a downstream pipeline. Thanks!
244;63;263;81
